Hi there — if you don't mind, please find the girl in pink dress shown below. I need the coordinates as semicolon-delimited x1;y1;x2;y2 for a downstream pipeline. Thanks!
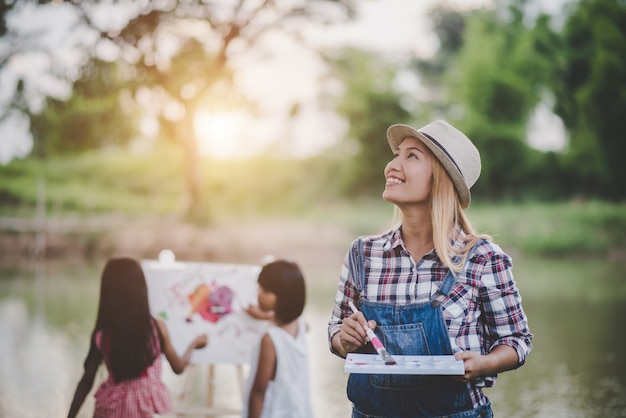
68;257;208;418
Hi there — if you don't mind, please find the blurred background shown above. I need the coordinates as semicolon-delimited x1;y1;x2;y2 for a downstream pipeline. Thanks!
1;0;625;417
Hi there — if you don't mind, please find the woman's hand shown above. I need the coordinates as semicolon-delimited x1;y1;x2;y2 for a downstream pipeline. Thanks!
454;351;486;382
332;311;376;357
454;345;519;382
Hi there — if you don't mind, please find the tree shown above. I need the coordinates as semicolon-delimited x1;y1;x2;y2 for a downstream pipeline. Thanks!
432;2;561;200
29;58;138;158
2;0;359;218
412;5;469;111
327;48;412;196
552;0;626;199
0;1;94;164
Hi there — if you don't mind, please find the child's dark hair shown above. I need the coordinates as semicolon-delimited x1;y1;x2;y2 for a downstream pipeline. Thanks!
258;260;305;324
94;257;159;382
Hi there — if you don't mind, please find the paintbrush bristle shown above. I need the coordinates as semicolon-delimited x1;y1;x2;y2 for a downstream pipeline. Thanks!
380;349;398;365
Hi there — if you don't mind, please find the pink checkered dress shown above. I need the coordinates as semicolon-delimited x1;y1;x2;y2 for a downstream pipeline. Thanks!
93;324;172;418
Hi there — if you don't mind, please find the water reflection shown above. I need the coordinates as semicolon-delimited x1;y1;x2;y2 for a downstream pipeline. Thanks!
0;296;84;417
0;257;625;418
487;299;626;418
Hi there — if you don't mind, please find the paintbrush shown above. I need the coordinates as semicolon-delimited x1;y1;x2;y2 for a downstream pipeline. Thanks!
349;301;397;366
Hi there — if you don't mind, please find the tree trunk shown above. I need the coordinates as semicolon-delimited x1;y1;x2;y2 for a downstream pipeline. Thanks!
179;111;205;221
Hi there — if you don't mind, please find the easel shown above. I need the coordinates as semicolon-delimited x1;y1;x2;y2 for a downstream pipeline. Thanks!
143;251;269;417
174;363;247;417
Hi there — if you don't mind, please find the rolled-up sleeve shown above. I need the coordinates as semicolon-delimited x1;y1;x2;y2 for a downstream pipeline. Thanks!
478;250;533;367
327;248;360;357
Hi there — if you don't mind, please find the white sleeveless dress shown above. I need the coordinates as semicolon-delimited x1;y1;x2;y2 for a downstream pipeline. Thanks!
242;317;313;418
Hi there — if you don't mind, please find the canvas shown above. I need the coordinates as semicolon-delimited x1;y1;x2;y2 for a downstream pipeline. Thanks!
142;258;269;364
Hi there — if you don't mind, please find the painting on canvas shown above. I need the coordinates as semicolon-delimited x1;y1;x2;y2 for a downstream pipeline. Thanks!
142;257;269;364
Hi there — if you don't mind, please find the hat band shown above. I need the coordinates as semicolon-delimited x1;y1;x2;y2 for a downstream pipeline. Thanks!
419;131;464;180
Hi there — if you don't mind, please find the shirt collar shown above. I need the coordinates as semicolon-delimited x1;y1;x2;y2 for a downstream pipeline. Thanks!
450;226;469;249
384;224;404;252
385;224;468;255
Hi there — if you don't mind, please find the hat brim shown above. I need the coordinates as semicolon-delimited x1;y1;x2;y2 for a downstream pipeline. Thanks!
386;124;471;208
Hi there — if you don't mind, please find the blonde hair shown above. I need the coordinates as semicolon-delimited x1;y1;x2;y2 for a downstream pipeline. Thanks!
429;155;491;272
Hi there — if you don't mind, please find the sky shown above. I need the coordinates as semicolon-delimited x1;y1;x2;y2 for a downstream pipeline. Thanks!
0;0;567;163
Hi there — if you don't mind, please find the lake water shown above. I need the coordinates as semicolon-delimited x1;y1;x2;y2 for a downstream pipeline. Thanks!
1;254;625;418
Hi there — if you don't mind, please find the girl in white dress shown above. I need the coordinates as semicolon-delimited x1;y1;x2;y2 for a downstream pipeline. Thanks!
243;260;313;418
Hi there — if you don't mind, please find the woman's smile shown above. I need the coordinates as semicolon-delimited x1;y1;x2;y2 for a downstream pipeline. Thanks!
385;176;404;186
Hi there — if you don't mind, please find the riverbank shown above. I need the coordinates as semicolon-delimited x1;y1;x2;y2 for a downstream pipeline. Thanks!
2;199;626;268
0;214;355;282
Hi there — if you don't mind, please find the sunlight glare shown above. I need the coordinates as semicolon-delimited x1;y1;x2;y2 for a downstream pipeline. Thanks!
194;110;245;159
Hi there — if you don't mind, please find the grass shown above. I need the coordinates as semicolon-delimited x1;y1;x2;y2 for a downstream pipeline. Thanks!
1;150;625;258
467;200;626;256
301;198;626;257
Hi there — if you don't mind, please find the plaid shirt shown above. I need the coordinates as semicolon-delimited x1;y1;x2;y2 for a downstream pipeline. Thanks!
328;226;533;408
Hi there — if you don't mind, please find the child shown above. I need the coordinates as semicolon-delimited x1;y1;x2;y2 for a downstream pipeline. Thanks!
242;260;313;418
68;257;208;418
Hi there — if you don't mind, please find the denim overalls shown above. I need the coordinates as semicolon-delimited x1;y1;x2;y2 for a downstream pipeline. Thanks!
346;238;493;418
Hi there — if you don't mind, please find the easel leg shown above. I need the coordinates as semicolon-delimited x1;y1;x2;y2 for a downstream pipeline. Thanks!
206;364;215;418
236;365;245;406
173;364;245;417
206;364;245;416
177;364;197;418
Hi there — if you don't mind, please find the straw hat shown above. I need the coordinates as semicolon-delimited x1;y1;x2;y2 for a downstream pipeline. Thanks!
386;120;481;208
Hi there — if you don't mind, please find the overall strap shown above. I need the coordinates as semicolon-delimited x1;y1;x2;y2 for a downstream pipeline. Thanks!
348;237;365;293
438;271;458;296
431;239;485;307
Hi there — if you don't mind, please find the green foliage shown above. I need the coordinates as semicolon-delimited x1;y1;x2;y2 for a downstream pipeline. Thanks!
3;0;360;218
328;48;412;196
30;59;138;157
3;150;624;259
198;154;337;220
302;196;395;238
443;8;558;201
553;0;626;200
0;145;186;215
0;146;335;220
304;197;626;258
467;200;626;256
5;0;626;209
414;5;468;91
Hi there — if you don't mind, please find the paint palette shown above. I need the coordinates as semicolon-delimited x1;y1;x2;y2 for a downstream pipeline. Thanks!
344;353;465;375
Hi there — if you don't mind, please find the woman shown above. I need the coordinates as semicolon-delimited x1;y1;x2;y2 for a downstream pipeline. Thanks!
328;120;533;417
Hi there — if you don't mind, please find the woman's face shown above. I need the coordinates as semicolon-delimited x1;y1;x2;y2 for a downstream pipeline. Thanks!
382;137;434;206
